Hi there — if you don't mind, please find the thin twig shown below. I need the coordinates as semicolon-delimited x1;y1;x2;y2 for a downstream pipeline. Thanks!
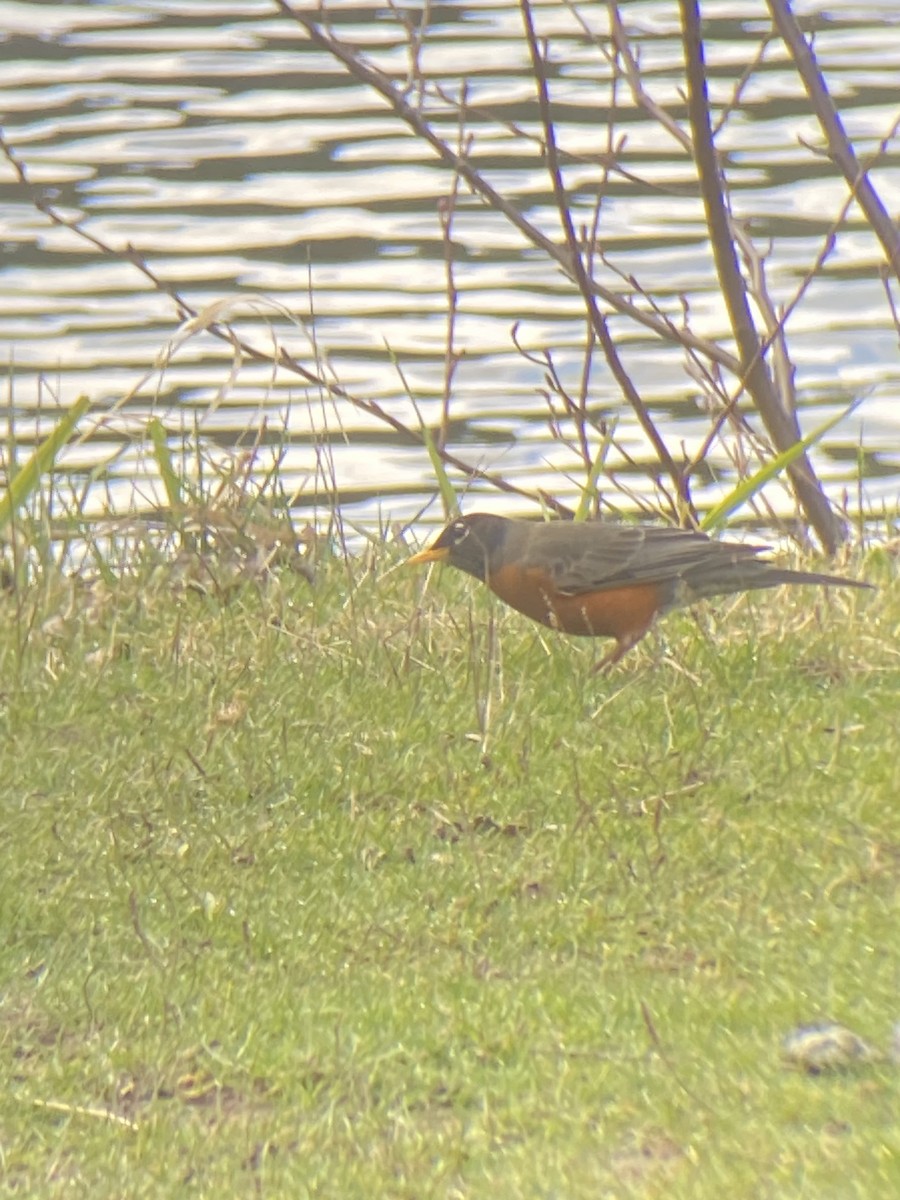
519;0;689;521
271;0;743;376
0;130;569;516
436;84;470;453
605;1;691;153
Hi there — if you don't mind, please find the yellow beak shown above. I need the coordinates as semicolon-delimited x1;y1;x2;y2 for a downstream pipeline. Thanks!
407;545;449;566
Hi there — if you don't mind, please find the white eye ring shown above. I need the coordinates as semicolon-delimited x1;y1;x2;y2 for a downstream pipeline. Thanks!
451;521;469;541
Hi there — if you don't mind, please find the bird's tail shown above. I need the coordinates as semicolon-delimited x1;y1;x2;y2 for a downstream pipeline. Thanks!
684;560;871;602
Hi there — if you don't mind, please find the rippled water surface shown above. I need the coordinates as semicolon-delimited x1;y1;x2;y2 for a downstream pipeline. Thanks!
1;0;899;530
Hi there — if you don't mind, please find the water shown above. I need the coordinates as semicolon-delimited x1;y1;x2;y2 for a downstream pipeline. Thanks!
1;0;898;534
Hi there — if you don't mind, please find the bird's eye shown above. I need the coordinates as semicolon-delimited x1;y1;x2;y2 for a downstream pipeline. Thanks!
450;520;469;543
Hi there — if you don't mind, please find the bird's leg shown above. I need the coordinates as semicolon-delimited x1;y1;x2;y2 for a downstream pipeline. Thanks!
592;630;644;673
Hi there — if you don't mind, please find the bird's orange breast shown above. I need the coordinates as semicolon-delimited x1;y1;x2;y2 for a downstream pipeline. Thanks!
487;563;664;639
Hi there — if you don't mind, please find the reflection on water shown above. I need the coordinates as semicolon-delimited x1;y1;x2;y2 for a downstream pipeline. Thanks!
0;0;898;528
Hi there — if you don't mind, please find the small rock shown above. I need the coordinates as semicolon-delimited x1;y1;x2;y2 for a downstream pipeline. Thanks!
783;1022;873;1073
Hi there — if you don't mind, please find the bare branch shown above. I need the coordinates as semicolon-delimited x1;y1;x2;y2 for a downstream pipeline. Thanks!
679;0;844;552
767;0;900;283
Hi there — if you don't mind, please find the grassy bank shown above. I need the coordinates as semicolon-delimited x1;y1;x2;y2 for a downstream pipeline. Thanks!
2;538;898;1198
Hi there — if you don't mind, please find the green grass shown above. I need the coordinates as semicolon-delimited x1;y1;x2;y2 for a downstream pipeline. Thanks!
2;540;898;1198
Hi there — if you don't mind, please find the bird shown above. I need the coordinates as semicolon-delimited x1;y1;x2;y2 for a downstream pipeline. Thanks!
407;512;870;669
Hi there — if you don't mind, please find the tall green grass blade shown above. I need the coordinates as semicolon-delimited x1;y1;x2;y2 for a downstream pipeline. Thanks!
701;396;865;534
0;395;91;531
574;423;616;522
420;421;459;519
383;334;459;520
148;418;184;511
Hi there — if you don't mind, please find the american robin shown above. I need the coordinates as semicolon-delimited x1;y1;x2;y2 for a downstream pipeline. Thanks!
408;512;870;668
